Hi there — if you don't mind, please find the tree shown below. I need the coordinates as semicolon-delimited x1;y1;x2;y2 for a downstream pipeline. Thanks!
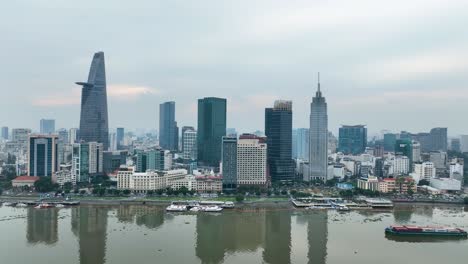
123;189;131;195
464;197;468;205
80;190;86;195
179;186;189;196
34;177;58;193
280;190;288;195
407;181;415;196
147;190;154;196
395;177;406;194
235;195;245;202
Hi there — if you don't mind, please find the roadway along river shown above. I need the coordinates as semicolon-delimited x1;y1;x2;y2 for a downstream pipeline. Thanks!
0;204;467;264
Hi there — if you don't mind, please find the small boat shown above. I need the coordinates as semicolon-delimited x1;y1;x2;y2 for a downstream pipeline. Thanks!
201;206;223;212
385;225;468;237
166;205;187;212
222;202;235;208
55;204;65;208
16;203;28;207
189;206;201;212
3;202;14;206
34;203;54;209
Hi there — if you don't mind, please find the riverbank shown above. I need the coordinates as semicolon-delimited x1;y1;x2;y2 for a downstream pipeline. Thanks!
1;195;466;209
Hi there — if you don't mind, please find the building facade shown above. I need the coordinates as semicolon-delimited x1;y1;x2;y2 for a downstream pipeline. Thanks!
309;78;328;181
77;51;109;150
237;134;268;187
265;100;294;182
338;125;367;155
293;128;309;160
117;167;187;192
221;136;237;189
182;128;197;160
40;119;55;134
72;142;104;182
197;97;227;166
28;135;59;180
159;102;179;151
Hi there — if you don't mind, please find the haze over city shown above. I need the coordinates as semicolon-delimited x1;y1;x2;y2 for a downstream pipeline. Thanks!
2;0;468;135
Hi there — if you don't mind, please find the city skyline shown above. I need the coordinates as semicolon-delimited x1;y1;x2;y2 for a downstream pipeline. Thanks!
2;1;468;136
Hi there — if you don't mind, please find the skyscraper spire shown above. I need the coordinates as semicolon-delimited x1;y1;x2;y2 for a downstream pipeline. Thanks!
318;72;320;92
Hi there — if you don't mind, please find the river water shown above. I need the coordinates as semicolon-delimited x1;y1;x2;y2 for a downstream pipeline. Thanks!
0;204;467;264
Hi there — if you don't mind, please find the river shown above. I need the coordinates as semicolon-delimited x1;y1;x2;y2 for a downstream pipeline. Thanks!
0;204;466;264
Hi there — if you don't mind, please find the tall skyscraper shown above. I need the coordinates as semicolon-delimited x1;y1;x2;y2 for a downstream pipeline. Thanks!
265;100;294;182
40;119;55;134
338;125;367;155
197;97;227;167
159;102;178;151
309;75;328;181
1;126;8;140
116;127;125;150
221;136;237;189
429;127;447;152
28;135;59;181
77;51;109;150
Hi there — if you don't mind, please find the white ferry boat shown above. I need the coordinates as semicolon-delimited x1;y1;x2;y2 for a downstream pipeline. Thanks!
166;204;188;212
365;198;394;209
201;205;223;212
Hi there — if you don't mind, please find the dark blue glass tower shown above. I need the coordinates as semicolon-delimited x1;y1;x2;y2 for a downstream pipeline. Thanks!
77;52;109;150
159;101;178;151
265;100;294;182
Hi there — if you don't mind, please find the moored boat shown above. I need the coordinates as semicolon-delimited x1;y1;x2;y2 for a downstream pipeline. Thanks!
166;205;188;212
16;203;28;207
55;204;65;208
385;225;467;237
34;203;54;209
200;205;223;212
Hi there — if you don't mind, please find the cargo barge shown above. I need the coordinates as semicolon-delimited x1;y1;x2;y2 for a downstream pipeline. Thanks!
385;225;467;237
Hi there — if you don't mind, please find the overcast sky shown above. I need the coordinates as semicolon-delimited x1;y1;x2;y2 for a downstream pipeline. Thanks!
1;0;468;137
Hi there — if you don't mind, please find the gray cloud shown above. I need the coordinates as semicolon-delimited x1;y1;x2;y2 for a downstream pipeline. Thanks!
1;0;468;136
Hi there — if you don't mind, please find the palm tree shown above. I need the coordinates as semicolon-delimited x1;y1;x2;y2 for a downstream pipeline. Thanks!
395;177;405;194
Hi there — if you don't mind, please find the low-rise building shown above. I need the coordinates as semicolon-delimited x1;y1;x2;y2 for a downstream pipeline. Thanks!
195;175;223;193
55;164;75;186
12;176;40;187
378;178;416;194
430;178;462;192
117;167;187;193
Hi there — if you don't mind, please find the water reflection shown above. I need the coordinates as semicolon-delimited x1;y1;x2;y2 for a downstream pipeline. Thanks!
195;210;266;263
263;210;291;264
27;208;58;245
13;204;466;264
71;207;109;264
307;212;327;264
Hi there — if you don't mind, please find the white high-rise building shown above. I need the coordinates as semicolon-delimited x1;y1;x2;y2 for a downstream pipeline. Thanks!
412;141;421;163
237;135;267;186
69;128;78;144
182;129;197;160
413;162;436;182
164;150;173;170
109;132;117;151
309;75;328;181
390;155;409;176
